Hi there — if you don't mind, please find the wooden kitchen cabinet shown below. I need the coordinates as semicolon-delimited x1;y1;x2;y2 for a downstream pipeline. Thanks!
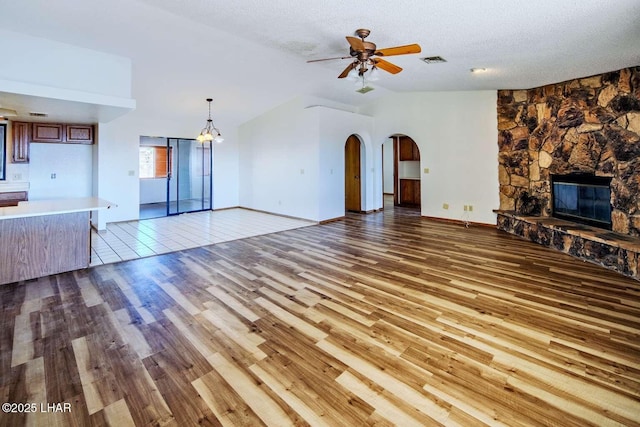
9;121;94;165
399;136;420;161
399;179;421;207
65;124;94;144
0;191;28;207
12;121;30;163
32;123;64;142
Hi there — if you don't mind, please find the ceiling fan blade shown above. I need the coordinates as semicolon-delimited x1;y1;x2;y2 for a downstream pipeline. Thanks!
374;44;421;57
346;36;365;51
373;58;402;74
307;56;352;63
338;62;356;78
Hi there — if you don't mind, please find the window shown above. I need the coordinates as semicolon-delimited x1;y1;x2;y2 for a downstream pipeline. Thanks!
139;146;172;179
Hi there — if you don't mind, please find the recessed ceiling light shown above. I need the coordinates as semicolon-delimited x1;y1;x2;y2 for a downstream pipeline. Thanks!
470;68;487;73
421;56;447;64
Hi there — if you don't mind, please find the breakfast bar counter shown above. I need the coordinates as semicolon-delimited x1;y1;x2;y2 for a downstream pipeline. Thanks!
0;197;113;285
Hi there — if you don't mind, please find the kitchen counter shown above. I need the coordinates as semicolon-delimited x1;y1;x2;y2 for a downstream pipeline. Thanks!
0;196;112;220
0;197;113;285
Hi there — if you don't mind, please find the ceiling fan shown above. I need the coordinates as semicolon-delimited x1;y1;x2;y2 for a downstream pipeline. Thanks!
307;29;421;79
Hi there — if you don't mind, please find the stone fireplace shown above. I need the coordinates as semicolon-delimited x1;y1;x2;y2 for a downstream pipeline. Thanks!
495;66;640;280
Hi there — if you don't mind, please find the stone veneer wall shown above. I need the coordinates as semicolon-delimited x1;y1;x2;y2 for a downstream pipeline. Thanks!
497;66;640;237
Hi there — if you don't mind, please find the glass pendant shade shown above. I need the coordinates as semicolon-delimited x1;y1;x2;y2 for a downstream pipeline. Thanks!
347;66;359;81
368;66;380;81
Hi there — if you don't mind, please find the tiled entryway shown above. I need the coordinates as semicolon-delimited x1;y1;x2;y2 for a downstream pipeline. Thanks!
90;208;315;266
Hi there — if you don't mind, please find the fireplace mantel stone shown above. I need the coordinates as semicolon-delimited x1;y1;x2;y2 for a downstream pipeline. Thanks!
495;210;639;280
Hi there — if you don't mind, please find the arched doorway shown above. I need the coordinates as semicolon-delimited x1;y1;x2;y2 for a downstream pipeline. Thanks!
345;134;362;212
383;135;421;208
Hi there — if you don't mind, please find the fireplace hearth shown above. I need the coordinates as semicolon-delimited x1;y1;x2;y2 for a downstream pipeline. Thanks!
551;174;612;229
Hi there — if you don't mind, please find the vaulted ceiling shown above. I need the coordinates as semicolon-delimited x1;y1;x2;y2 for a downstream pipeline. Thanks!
1;0;639;126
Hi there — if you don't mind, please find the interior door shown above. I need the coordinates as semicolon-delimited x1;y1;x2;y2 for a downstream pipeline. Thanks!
345;135;361;212
167;138;212;215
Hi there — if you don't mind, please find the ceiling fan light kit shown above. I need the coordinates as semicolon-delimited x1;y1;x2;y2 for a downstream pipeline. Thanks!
307;28;421;92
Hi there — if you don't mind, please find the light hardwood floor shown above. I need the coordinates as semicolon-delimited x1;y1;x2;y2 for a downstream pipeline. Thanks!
1;203;639;426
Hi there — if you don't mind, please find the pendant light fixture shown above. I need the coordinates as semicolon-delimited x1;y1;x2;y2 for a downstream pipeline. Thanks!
196;98;223;143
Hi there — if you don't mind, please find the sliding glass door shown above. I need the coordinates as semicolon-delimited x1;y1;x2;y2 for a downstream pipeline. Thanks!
167;138;212;215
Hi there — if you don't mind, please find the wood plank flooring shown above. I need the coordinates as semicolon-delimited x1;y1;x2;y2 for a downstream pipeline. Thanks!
1;205;640;426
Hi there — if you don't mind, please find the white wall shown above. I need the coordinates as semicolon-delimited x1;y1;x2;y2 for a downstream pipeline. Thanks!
239;98;320;220
383;138;393;194
399;161;420;179
0;29;131;98
239;98;374;222
28;143;93;200
317;107;374;219
139;179;166;204
238;92;497;224
361;91;499;224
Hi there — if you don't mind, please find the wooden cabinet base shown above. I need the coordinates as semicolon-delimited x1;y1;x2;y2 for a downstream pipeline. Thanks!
0;191;28;207
0;211;89;285
399;179;421;207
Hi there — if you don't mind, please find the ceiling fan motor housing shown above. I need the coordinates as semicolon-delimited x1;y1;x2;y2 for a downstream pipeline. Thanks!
307;28;421;80
355;28;371;39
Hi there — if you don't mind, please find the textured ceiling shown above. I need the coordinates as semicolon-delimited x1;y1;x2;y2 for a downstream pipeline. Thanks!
0;0;639;125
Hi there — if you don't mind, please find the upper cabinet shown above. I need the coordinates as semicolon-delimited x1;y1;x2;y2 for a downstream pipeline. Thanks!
32;123;94;144
398;137;420;161
32;123;64;142
11;121;94;163
12;122;30;163
65;125;94;144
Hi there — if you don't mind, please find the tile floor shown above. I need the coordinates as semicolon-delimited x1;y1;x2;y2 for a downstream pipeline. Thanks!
90;208;315;266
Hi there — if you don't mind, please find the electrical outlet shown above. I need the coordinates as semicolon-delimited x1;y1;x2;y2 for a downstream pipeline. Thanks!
51;173;56;179
424;168;430;174
468;205;473;212
464;205;468;211
442;203;449;210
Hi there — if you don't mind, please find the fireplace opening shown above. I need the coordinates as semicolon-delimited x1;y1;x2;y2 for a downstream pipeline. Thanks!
551;174;612;229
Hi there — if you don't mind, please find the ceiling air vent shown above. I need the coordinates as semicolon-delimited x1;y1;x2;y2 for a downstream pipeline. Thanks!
29;112;48;117
421;56;447;64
